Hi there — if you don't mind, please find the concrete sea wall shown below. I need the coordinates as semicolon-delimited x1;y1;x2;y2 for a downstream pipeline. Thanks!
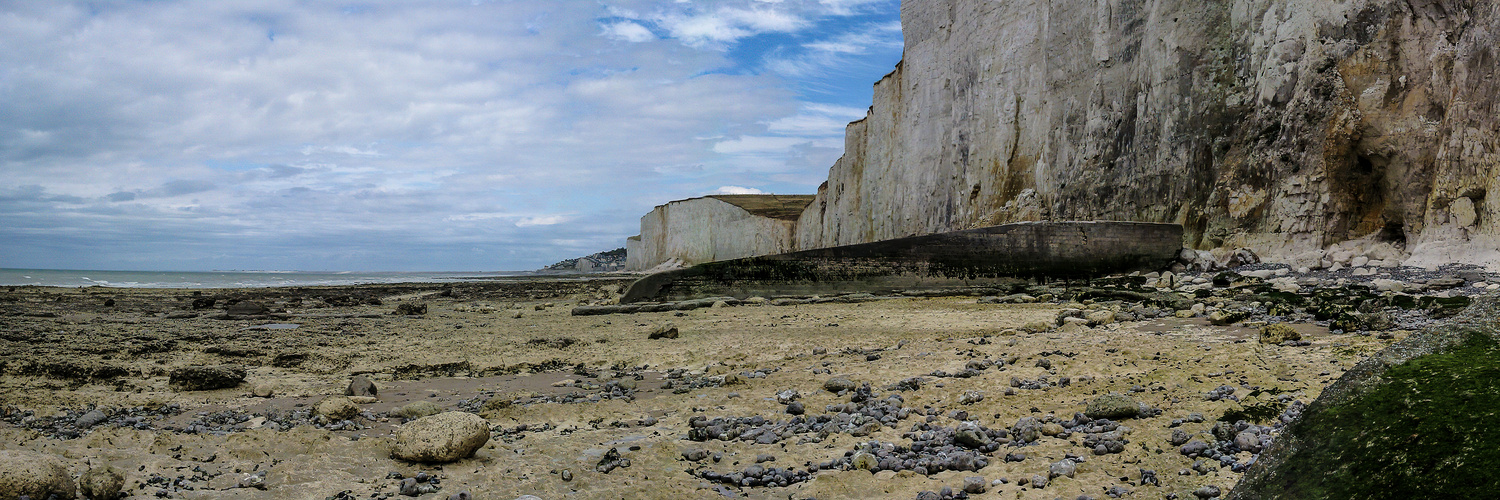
622;221;1182;303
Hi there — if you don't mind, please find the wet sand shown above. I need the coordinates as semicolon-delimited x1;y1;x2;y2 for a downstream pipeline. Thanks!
0;278;1400;499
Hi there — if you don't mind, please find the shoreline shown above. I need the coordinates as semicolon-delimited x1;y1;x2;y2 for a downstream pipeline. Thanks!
0;272;1481;498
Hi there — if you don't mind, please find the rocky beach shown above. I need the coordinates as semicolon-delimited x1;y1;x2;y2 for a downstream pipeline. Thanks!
2;259;1492;499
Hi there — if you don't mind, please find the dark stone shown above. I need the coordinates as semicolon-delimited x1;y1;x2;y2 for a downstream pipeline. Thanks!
74;409;108;428
168;365;246;391
1230;298;1500;499
394;303;427;316
346;376;377;397
225;301;267;316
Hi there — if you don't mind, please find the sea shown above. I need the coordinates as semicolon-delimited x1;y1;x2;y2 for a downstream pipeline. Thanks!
0;268;529;289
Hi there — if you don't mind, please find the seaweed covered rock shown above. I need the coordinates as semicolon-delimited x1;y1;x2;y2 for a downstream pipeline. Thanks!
1229;298;1500;499
168;365;245;391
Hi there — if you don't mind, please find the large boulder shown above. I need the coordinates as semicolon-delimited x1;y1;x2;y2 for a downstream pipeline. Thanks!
0;450;74;500
1230;298;1498;499
391;412;491;463
168;365;245;391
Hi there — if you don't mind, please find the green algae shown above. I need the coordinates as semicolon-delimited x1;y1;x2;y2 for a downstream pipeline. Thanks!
1257;331;1500;499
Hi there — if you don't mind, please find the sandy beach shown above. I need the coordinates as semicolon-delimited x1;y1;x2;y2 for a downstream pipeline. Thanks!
0;275;1436;499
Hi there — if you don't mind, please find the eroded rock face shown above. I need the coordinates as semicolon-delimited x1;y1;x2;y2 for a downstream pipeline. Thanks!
796;0;1500;269
391;412;491;463
1229;297;1500;499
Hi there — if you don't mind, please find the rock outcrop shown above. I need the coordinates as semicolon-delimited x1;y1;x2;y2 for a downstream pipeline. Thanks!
796;0;1499;269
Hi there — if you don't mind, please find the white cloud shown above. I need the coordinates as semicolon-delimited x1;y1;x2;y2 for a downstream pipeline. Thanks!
601;21;655;42
516;215;575;227
765;21;903;76
712;185;765;195
764;103;867;136
711;136;812;155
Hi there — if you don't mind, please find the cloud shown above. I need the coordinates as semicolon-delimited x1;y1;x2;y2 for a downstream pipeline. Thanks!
712;136;812;155
764;103;868;136
516;215;574;227
601;21;655;42
712;186;765;195
0;1;901;271
764;20;902;76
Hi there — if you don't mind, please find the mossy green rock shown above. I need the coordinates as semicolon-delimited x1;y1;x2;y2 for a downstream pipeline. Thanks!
1230;298;1499;499
1258;324;1301;344
1084;393;1140;419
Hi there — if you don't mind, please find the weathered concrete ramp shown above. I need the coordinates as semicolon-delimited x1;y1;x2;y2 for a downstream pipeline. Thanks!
621;221;1182;303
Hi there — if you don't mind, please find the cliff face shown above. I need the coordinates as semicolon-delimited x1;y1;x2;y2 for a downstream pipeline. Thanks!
798;0;1500;268
626;196;813;271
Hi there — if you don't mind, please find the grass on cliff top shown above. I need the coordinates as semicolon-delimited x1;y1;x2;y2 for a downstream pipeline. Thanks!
1267;331;1500;499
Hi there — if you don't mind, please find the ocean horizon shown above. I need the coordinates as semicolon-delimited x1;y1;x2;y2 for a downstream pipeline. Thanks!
0;268;532;289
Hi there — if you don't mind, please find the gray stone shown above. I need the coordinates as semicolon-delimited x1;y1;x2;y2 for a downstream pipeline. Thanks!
1179;440;1210;457
1049;459;1076;479
74;409;108;428
962;476;987;494
1169;428;1191;446
1234;430;1263;454
391;412;491;463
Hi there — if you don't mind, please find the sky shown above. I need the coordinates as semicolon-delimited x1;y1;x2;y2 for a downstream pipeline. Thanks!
0;0;903;272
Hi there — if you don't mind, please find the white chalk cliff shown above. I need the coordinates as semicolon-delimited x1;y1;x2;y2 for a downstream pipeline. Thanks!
796;0;1499;269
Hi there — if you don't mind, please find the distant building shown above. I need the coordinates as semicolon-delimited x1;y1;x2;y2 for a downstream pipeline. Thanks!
625;194;815;271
